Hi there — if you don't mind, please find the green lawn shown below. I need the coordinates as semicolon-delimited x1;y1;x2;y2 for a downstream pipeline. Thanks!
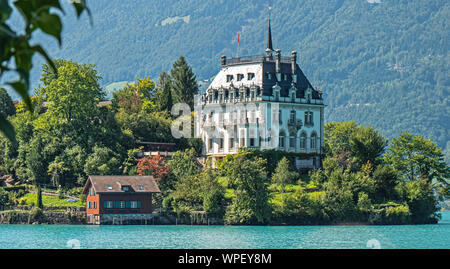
21;193;84;207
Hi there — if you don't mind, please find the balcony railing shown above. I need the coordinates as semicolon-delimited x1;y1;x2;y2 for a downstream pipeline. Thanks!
225;55;292;65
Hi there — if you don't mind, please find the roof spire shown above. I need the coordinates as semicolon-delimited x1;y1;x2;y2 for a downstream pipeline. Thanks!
266;6;274;55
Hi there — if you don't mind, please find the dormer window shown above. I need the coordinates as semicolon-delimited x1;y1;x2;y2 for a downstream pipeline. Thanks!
237;74;244;81
137;185;143;190
122;186;129;191
226;75;233;82
247;73;255;80
106;185;112;190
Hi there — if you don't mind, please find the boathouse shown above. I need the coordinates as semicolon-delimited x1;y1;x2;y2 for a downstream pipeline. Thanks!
82;175;161;225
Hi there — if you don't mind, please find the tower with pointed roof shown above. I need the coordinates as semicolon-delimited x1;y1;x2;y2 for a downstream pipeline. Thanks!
195;18;325;170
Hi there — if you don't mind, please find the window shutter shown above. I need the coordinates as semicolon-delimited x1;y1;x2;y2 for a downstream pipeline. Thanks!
103;201;107;208
137;201;141;208
113;201;118;208
125;201;131;208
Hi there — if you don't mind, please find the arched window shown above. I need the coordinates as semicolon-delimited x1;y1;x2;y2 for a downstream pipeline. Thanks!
300;132;307;149
311;132;317;150
289;132;296;149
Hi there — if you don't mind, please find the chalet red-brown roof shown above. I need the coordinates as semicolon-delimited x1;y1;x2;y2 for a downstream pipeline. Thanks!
82;175;161;194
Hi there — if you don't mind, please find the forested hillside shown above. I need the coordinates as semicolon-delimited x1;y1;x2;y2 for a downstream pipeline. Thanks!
4;0;449;152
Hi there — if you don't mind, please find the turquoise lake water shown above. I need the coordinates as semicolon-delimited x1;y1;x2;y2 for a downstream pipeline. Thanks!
0;212;449;249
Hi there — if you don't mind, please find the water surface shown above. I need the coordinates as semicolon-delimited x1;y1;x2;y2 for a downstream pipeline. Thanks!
1;212;449;249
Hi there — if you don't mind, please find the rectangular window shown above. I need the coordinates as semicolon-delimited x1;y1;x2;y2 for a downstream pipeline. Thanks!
237;74;244;81
226;75;233;82
247;73;255;80
219;138;224;150
119;201;125;209
229;138;234;149
305;111;314;125
208;138;213;150
290;111;296;123
131;201;138;209
250;138;255;147
104;201;113;209
93;201;97;209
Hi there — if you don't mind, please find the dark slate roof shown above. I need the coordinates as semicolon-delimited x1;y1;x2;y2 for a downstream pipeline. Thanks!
82;175;161;194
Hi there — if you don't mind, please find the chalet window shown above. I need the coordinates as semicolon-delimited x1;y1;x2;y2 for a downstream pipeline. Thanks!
247;73;255;80
104;201;113;209
226;75;233;82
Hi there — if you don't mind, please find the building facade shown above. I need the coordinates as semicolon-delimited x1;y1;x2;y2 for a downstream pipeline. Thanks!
195;20;325;169
82;175;161;224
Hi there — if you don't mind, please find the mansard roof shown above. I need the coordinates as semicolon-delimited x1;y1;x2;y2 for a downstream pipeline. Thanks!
205;53;322;100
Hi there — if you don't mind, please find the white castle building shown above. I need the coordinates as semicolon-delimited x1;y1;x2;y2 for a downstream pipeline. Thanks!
194;19;325;170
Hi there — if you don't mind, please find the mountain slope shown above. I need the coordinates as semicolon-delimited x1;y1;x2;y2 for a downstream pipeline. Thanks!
4;0;449;151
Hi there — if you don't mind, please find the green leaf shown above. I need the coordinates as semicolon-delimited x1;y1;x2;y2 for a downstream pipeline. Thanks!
35;12;62;45
31;44;57;75
13;0;33;25
0;0;12;23
72;1;92;25
7;80;33;113
0;114;16;144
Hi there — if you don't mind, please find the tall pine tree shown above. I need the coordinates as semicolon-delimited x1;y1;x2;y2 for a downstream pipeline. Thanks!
156;71;173;112
170;56;198;110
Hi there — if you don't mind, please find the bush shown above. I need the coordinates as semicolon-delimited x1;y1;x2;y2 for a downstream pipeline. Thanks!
384;204;411;224
0;188;10;206
29;207;46;223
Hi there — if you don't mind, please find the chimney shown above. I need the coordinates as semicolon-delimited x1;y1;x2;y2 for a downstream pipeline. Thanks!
221;55;226;66
275;49;281;73
291;51;297;74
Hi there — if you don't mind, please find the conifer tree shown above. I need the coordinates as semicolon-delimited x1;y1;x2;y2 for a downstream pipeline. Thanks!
36;185;43;209
0;88;16;118
157;71;173;112
170;56;198;110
